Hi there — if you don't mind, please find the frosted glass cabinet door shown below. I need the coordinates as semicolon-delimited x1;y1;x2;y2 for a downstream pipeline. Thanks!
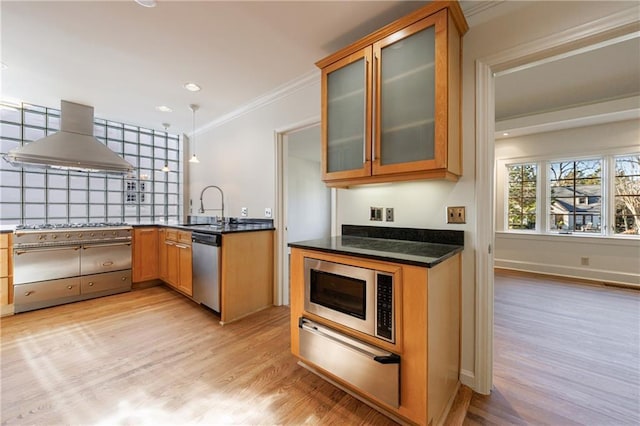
373;12;447;174
322;47;372;179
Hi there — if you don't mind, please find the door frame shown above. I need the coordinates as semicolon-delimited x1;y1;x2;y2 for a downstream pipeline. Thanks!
274;117;333;306
474;6;640;395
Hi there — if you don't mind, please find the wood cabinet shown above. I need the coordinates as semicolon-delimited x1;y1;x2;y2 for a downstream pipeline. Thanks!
132;227;159;282
289;248;461;425
162;229;192;296
317;1;467;187
220;230;273;324
1;233;13;315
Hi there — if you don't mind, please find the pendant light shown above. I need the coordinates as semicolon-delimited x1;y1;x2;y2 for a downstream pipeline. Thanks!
188;104;200;164
161;123;170;172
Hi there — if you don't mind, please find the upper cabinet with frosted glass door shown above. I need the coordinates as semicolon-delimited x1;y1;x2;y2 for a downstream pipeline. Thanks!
317;1;468;187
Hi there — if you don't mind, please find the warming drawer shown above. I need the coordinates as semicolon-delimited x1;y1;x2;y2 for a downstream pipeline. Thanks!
81;270;132;294
298;317;400;408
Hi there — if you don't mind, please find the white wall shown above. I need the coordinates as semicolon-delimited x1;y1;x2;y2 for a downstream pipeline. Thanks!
494;119;640;286
187;0;639;391
187;82;320;219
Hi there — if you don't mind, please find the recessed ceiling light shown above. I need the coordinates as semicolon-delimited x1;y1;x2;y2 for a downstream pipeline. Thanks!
135;0;157;8
184;82;201;92
502;132;510;136
156;105;172;112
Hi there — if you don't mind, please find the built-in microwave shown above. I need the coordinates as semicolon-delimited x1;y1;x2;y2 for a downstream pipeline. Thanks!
303;257;395;343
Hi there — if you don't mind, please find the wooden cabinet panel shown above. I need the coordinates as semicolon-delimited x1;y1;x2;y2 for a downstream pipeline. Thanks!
317;2;467;188
220;231;273;324
132;228;159;282
161;229;191;296
177;244;192;296
158;228;168;281
0;233;12;308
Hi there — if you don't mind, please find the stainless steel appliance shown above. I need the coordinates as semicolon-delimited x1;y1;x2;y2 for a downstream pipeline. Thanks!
13;223;132;313
304;257;395;343
298;318;400;408
191;231;221;312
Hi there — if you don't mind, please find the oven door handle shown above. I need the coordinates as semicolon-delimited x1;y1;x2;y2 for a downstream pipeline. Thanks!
82;242;132;250
15;246;81;255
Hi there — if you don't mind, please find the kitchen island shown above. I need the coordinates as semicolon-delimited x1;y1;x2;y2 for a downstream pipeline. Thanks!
289;225;463;425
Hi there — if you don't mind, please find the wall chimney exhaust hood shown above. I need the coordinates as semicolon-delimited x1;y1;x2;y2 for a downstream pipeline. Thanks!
2;100;134;174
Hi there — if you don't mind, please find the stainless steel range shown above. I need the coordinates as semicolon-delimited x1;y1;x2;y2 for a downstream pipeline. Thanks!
13;222;132;313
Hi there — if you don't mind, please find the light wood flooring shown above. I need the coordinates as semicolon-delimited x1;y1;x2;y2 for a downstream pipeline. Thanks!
1;286;395;425
465;272;640;425
2;275;639;425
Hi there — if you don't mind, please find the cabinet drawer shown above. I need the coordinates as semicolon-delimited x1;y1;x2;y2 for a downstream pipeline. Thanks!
14;277;81;305
178;231;191;244
81;270;131;294
0;234;8;249
165;229;179;241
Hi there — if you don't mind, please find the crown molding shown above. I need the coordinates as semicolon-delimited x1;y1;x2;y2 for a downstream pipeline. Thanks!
197;69;320;134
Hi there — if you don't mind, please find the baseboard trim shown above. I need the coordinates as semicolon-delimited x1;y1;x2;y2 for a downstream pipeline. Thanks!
494;259;639;288
460;368;476;389
1;303;14;317
495;267;640;291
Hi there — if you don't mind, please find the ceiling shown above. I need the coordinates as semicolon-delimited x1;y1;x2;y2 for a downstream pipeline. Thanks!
1;1;638;138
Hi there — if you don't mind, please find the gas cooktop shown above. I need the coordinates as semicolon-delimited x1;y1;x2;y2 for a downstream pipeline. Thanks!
15;222;130;231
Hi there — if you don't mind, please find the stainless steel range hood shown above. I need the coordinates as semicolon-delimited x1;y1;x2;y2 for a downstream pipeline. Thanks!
3;100;134;174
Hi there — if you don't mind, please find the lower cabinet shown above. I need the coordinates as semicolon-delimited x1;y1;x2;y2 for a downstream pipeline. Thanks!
1;233;13;315
132;227;159;282
163;229;192;297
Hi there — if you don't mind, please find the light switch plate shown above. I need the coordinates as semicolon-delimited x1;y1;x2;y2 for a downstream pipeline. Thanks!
447;206;466;224
370;207;383;221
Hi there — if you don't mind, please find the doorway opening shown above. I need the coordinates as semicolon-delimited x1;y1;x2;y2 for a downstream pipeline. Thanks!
275;121;333;306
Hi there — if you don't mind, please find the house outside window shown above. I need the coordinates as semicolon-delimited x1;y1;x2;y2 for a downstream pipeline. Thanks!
549;159;602;233
505;154;639;237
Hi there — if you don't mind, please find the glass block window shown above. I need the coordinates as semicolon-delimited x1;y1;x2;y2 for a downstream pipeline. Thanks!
0;102;182;225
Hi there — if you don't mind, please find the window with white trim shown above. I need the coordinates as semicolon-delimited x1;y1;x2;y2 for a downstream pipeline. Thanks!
505;154;639;237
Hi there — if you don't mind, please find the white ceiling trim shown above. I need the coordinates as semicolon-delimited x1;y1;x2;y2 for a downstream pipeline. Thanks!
495;95;640;139
195;69;320;136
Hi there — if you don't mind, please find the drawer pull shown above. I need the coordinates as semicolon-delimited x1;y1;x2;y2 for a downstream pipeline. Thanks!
102;261;114;267
24;291;33;296
88;282;94;286
67;285;73;290
121;277;127;281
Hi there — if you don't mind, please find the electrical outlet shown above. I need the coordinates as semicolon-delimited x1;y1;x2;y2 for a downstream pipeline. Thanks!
581;257;590;266
370;207;383;221
447;206;466;224
386;207;394;222
265;208;272;218
241;207;248;217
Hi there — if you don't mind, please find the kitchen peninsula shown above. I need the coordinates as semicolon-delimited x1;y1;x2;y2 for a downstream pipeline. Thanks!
132;219;275;325
289;225;463;425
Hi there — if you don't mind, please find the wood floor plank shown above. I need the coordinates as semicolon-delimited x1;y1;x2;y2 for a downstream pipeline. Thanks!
465;272;640;426
1;286;397;425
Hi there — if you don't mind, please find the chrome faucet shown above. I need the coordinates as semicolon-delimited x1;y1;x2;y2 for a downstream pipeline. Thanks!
199;185;225;222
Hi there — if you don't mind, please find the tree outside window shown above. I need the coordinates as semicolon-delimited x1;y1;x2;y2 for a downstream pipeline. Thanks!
507;164;537;230
549;159;602;233
614;155;640;235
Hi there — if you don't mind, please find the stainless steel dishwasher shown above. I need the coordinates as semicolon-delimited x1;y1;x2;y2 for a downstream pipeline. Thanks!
191;232;221;313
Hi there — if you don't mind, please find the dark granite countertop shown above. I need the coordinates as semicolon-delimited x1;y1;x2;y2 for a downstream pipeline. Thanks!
289;225;463;268
132;218;274;235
